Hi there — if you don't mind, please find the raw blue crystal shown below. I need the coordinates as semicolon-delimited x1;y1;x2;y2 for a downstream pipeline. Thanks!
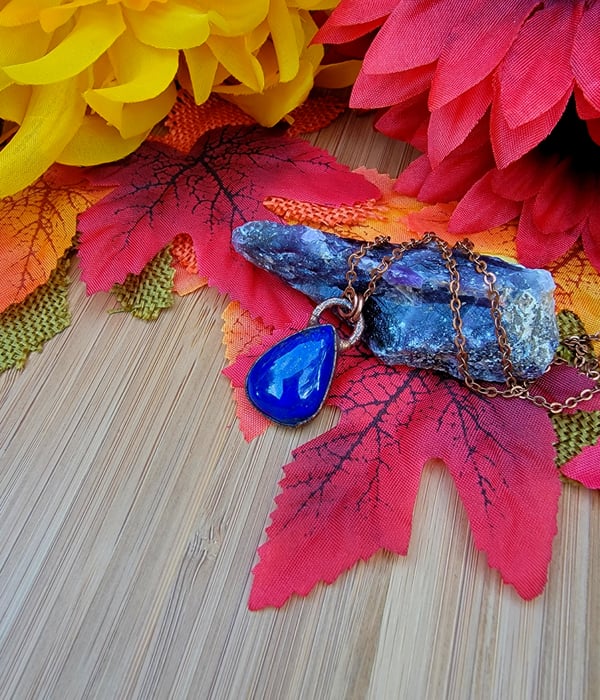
233;221;560;382
246;323;338;426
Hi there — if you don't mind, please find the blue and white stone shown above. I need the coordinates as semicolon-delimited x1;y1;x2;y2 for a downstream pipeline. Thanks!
233;221;560;382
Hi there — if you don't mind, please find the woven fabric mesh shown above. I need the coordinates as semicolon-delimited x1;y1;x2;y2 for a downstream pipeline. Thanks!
0;252;72;372
111;246;175;320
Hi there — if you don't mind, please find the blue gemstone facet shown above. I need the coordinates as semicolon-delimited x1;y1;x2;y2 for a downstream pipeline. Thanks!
246;324;338;426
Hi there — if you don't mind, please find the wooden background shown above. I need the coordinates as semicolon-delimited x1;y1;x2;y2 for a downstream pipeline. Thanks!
0;112;598;699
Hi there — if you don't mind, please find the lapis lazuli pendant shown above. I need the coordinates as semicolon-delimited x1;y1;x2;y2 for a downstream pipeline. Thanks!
246;324;338;427
246;297;365;427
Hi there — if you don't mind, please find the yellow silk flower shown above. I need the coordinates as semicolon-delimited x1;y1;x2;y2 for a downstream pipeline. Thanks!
0;0;358;198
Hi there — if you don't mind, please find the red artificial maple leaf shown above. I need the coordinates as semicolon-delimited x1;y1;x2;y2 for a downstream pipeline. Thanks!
562;444;600;489
77;125;380;326
226;328;600;609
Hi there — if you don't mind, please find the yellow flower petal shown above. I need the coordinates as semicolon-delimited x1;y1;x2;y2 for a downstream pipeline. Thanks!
267;0;300;83
87;32;178;103
36;0;101;32
292;0;338;8
84;89;121;127
120;0;167;10
215;41;279;95
183;45;218;104
3;4;126;84
39;6;78;31
84;82;176;138
0;83;31;122
125;2;210;50
0;0;53;26
224;57;314;126
247;20;270;53
203;1;269;36
0;77;86;197
119;82;176;136
57;114;149;165
303;36;325;70
0;0;350;191
0;24;51;65
315;60;362;89
0;23;52;90
207;34;264;92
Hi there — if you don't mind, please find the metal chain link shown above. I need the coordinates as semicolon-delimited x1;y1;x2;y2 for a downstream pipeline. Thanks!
342;233;600;415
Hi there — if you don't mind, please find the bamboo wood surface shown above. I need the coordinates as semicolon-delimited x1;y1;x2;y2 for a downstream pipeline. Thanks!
0;112;598;700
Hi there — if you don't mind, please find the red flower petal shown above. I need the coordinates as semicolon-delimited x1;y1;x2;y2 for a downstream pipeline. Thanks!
581;203;600;272
491;88;571;168
574;85;600;121
415;120;495;202
417;149;494;203
315;0;395;43
491;151;556;201
587;119;600;146
448;170;521;233
394;154;431;197
516;198;581;267
498;2;581;129
572;0;600;112
429;0;536;110
350;64;433;109
428;76;493;167
362;0;480;75
315;14;389;44
533;159;595;233
375;92;429;151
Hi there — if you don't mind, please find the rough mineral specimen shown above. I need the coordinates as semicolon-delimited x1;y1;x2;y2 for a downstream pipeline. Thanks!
232;221;560;382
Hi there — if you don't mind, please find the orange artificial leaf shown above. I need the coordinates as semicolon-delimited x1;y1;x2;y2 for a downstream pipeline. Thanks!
170;233;207;296
331;170;521;259
409;203;519;259
160;91;256;153
333;169;423;243
172;267;207;296
222;300;279;441
285;90;349;137
406;202;458;237
222;300;274;363
263;168;419;242
159;89;348;155
265;168;521;259
0;165;110;313
549;244;600;335
263;193;384;230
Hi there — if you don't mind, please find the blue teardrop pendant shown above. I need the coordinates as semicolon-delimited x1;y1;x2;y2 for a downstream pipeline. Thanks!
246;324;338;427
246;297;365;427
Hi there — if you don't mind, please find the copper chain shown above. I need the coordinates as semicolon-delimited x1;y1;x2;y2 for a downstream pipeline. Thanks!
341;233;600;415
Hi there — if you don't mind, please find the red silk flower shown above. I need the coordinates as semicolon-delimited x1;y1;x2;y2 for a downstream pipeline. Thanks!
319;0;600;166
396;102;600;271
318;0;600;271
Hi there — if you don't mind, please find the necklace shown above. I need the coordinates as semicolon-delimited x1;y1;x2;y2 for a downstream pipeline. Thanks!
245;233;600;426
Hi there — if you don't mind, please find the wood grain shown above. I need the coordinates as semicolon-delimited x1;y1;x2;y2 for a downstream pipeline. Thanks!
0;112;598;699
